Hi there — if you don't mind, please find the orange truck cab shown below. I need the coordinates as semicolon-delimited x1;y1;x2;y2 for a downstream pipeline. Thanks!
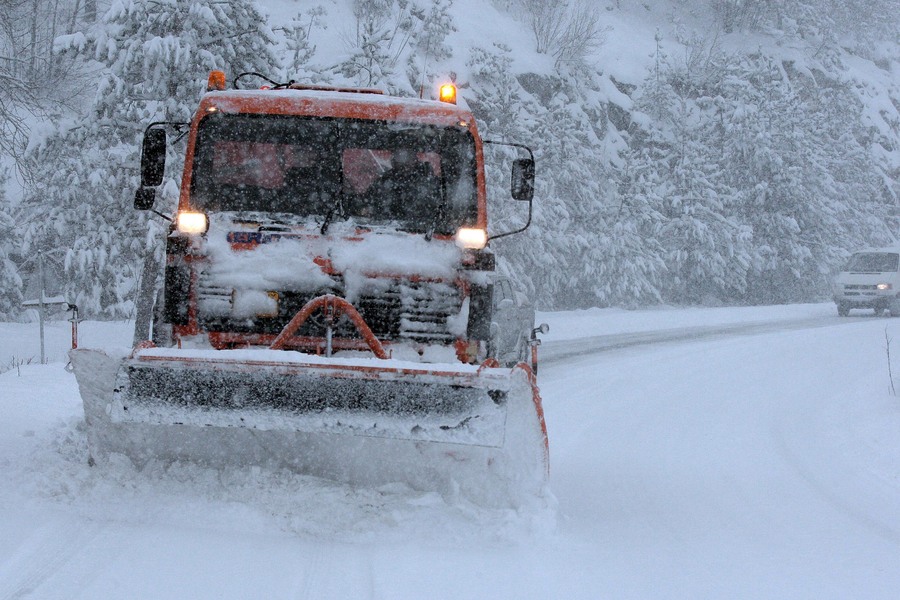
134;72;536;366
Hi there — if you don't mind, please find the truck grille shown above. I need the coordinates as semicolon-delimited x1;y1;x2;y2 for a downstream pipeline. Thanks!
357;280;462;343
844;284;877;290
197;274;462;344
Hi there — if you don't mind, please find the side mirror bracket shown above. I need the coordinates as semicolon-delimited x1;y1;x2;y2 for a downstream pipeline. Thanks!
483;140;536;242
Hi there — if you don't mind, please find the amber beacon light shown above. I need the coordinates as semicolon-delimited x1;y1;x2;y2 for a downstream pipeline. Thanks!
439;82;457;104
207;70;226;91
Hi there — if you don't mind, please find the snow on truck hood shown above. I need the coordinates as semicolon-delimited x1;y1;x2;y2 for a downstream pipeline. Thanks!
201;214;462;294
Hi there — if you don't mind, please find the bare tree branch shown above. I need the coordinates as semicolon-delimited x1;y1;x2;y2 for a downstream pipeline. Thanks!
515;0;608;69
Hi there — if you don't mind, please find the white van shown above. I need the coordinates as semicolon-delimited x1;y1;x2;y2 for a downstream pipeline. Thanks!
833;248;900;316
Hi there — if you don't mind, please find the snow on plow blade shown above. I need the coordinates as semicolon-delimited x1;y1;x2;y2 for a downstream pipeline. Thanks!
70;348;549;507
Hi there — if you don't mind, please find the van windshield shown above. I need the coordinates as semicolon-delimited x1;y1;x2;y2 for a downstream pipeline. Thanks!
844;252;899;273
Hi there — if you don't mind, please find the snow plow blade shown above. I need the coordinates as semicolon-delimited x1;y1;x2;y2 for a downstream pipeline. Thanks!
70;347;549;507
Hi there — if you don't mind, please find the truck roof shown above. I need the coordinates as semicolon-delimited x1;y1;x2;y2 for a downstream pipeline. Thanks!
198;89;476;129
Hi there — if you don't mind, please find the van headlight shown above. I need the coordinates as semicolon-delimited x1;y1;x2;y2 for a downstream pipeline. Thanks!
877;283;892;290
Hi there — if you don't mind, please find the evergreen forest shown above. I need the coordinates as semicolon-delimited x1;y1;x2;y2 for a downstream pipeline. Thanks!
1;0;898;318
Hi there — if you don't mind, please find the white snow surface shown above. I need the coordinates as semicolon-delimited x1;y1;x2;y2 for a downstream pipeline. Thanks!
3;302;900;598
202;216;462;304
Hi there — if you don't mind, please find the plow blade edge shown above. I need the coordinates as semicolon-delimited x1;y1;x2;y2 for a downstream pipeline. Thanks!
70;348;549;507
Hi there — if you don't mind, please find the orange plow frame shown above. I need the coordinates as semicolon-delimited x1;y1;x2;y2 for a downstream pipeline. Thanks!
269;294;389;358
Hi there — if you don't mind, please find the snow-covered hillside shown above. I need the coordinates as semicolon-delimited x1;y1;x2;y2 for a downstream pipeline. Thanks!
2;0;899;319
4;304;900;598
2;3;900;597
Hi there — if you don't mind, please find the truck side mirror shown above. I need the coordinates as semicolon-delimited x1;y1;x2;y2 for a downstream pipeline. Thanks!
140;128;167;187
511;157;535;202
134;187;157;210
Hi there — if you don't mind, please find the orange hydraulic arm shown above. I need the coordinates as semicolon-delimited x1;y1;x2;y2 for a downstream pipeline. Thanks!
269;294;389;359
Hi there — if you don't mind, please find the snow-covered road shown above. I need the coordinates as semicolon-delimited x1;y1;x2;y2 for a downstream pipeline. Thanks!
542;309;900;598
2;304;900;598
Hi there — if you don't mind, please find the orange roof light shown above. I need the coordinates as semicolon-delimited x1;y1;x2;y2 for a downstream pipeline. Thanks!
207;70;226;92
439;82;457;104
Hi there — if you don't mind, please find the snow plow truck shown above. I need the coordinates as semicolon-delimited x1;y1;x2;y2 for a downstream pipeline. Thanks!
70;71;549;507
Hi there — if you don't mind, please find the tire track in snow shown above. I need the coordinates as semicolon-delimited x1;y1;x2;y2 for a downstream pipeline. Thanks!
772;416;900;546
291;541;331;600
291;543;377;599
540;315;859;365
0;517;105;600
769;351;900;548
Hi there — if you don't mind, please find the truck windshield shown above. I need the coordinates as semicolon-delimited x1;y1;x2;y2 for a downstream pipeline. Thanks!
844;252;899;273
189;113;478;234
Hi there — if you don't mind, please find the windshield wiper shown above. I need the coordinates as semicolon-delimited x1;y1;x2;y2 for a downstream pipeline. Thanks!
319;197;345;235
425;175;449;241
425;201;446;241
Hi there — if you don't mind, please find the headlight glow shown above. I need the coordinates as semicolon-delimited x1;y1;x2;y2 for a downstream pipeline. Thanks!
176;211;209;235
877;283;892;290
455;227;487;249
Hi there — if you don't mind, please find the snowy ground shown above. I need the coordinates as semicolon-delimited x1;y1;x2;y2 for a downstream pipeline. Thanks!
2;303;900;598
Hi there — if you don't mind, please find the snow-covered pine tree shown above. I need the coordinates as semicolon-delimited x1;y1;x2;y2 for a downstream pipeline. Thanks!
603;129;669;307
20;0;280;317
523;69;620;309
717;54;838;303
465;43;571;308
795;59;896;277
404;0;456;97
276;4;329;82
336;0;417;93
635;44;751;305
0;168;23;320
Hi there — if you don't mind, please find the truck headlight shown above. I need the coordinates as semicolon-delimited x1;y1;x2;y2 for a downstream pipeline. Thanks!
455;227;487;249
176;211;209;235
878;283;892;290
